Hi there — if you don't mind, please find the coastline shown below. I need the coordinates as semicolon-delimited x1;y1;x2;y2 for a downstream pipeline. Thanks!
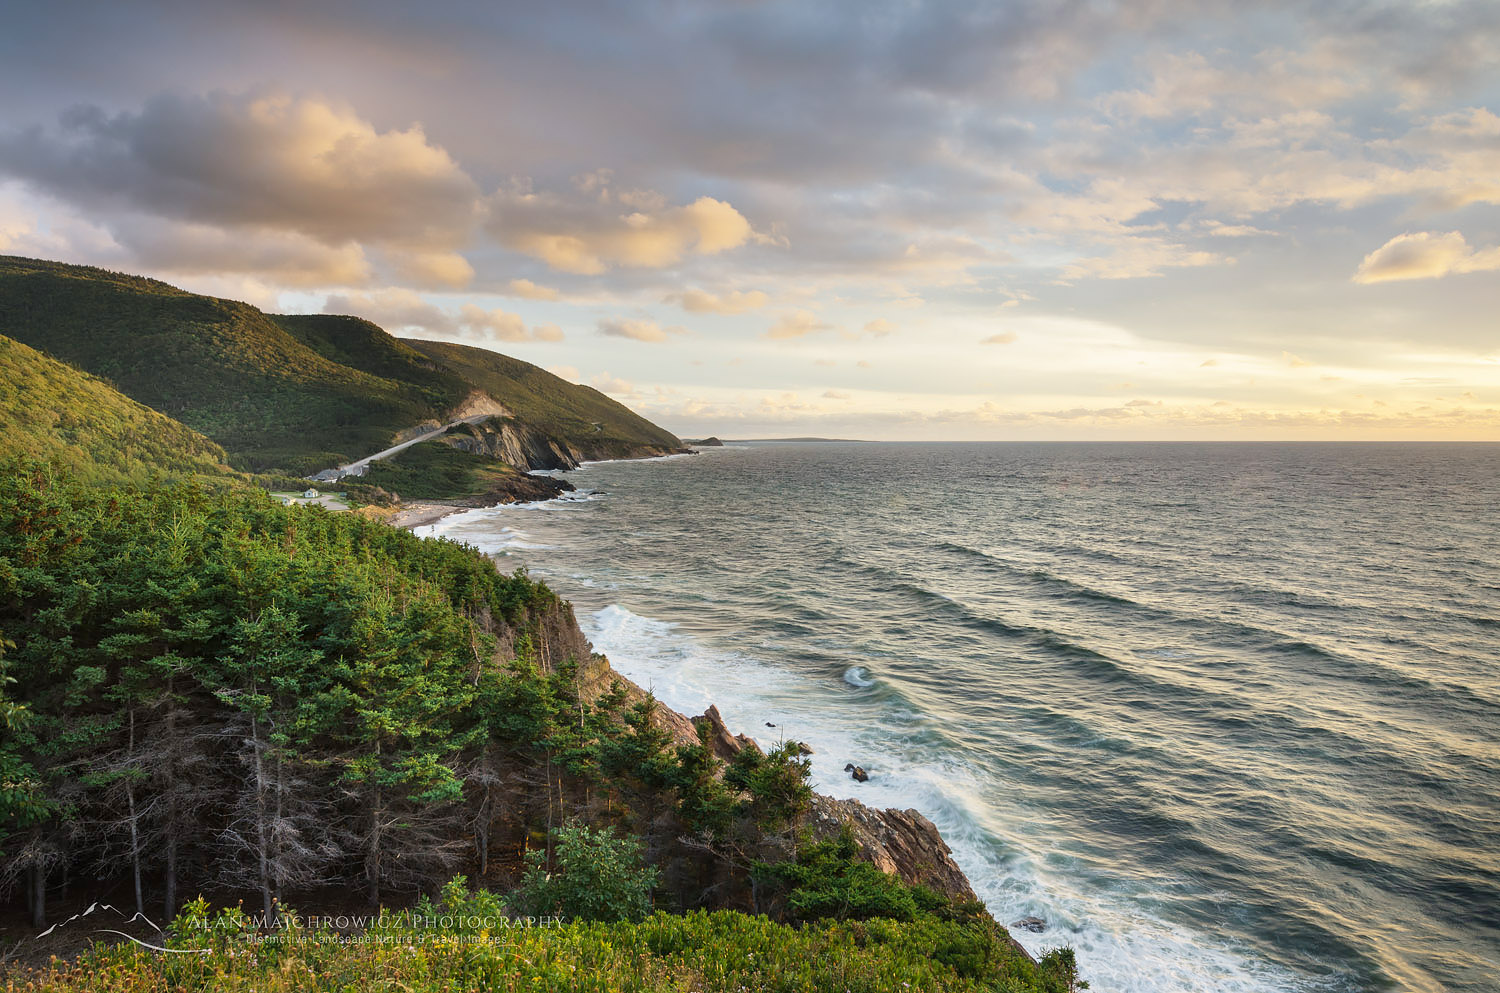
400;444;1027;958
389;448;699;533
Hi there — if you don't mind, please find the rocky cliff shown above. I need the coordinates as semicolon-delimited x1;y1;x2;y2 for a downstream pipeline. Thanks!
442;414;684;471
517;595;981;908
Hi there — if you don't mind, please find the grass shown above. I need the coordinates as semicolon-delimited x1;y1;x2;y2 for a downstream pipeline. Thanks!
2;902;1083;993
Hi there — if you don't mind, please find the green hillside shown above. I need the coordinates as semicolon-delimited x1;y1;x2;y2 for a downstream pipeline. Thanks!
405;338;684;455
0;334;231;483
0;256;683;475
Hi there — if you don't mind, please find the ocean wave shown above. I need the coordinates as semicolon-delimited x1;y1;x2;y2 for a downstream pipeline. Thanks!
843;666;875;688
475;442;1500;992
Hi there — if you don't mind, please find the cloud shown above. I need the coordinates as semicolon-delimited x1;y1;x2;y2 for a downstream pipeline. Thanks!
822;390;851;400
1057;239;1223;281
458;304;565;342
490;176;756;274
981;332;1018;345
0;91;480;285
598;317;688;343
393;251;474;288
1282;351;1313;367
1352;231;1500;284
1201;222;1274;238
589;372;636;394
112;216;373;287
547;365;580;382
323;289;563;343
665;288;769;314
507;278;561;300
863;318;896;337
767;310;833;339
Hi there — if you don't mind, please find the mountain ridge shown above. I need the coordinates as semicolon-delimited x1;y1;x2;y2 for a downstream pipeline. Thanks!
0;255;685;476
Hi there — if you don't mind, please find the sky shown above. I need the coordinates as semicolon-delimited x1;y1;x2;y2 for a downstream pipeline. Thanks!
1;0;1497;440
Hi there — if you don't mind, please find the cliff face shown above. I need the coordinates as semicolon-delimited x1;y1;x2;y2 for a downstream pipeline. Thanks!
512;595;980;907
440;414;686;471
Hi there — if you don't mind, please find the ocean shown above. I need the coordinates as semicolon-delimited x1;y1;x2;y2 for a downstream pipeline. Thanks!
418;442;1500;992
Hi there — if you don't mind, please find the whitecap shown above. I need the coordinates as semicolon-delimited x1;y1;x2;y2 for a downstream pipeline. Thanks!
843;666;876;688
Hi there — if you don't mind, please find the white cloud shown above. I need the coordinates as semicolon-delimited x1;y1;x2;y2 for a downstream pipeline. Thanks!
590;372;636;394
598;317;688;343
767;310;833;339
324;289;563;342
1353;231;1500;283
665;288;769;314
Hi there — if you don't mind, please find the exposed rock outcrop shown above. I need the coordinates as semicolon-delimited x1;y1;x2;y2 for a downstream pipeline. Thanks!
443;416;588;470
806;795;978;904
693;705;762;762
442;415;687;472
503;598;983;910
451;391;512;421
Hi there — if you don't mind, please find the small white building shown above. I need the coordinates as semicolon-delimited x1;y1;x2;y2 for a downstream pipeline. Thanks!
302;488;319;499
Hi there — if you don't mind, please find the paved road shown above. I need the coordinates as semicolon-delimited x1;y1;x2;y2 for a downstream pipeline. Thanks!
329;414;493;478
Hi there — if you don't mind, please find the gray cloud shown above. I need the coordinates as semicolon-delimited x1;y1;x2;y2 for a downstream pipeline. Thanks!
0;91;483;288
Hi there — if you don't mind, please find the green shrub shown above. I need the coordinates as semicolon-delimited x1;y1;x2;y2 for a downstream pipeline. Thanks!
725;741;813;832
4;904;1081;993
753;829;945;923
510;821;659;922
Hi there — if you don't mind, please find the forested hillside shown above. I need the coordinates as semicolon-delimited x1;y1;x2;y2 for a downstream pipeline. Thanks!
406;339;683;456
0;256;682;475
0;463;899;927
0;335;230;483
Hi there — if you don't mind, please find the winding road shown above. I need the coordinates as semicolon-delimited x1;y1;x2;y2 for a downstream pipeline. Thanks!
318;414;494;480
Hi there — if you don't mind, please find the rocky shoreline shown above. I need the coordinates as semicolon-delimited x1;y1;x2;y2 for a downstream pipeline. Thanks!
397;455;1029;960
373;429;692;531
534;598;1031;958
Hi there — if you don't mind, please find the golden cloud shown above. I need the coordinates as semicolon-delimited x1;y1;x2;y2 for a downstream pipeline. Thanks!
598;317;688;343
767;310;833;339
491;179;756;274
665;288;769;314
1353;231;1500;284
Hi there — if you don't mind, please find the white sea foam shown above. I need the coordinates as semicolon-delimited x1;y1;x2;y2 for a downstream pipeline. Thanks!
416;511;552;554
585;601;1334;993
843;665;876;688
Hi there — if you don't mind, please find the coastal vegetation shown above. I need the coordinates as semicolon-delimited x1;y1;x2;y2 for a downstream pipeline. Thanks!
354;439;560;503
0;461;1076;989
3;885;1082;992
0;255;681;475
0;255;1078;988
0;335;230;485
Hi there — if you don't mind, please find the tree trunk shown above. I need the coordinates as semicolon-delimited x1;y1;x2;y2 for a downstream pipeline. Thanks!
164;840;177;921
366;799;382;907
272;743;285;915
162;677;179;921
30;862;45;930
126;708;144;917
251;712;274;923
